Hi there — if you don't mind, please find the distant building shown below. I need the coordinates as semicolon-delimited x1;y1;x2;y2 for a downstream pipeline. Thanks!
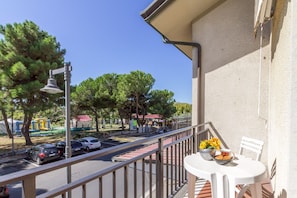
71;115;92;131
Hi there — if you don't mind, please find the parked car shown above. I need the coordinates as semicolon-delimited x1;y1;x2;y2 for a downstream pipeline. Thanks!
26;143;61;165
157;126;170;133
56;140;85;157
78;137;101;152
0;185;9;198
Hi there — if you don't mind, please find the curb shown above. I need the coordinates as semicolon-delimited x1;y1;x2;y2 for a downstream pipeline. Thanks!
0;149;26;164
0;154;26;163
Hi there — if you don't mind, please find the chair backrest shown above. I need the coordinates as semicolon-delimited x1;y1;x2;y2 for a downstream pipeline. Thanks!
239;136;264;161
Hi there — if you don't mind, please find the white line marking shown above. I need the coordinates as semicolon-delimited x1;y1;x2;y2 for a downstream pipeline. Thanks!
22;159;40;167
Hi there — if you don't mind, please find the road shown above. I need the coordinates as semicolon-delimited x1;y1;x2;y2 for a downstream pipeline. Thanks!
5;158;122;198
2;132;158;198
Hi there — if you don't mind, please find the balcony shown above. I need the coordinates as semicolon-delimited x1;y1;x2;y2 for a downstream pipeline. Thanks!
0;122;273;198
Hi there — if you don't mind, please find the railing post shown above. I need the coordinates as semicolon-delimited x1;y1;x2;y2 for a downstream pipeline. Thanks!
156;138;164;198
193;127;197;154
22;175;36;198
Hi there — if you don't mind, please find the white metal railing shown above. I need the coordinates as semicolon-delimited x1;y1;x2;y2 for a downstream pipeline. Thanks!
0;122;225;198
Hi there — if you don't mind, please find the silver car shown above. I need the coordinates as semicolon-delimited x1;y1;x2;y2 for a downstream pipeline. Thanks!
78;137;101;152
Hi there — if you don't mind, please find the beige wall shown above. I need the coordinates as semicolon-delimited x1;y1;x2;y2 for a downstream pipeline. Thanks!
191;0;269;162
269;0;297;196
191;0;297;196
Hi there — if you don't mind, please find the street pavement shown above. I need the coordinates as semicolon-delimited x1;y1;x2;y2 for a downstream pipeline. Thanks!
0;130;158;167
0;130;161;198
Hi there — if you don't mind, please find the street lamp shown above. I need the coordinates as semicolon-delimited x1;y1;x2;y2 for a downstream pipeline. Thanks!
40;62;72;196
40;62;72;158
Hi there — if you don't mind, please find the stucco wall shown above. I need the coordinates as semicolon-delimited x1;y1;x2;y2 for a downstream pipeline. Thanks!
190;0;297;196
191;0;269;163
269;0;297;196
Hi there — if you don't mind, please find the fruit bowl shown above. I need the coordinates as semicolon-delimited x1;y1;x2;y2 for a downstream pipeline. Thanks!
214;153;233;165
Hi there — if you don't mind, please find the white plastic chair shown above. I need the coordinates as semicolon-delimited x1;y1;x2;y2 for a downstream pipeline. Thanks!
235;136;264;197
238;136;264;161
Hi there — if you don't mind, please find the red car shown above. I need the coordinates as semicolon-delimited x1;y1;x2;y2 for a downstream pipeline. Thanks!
0;185;9;198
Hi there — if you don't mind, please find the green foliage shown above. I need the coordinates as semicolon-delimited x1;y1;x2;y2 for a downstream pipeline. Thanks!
149;89;176;118
174;102;192;116
71;70;179;128
71;74;119;131
72;74;118;112
124;70;155;96
123;70;155;125
0;21;187;141
0;20;66;144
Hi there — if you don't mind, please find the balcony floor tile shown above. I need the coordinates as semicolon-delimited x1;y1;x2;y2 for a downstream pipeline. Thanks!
182;178;273;198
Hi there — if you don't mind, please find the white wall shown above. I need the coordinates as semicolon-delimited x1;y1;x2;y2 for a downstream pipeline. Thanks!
269;0;297;196
191;0;269;162
190;0;297;196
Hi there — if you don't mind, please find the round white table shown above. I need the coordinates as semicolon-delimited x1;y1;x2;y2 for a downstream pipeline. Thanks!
184;153;267;198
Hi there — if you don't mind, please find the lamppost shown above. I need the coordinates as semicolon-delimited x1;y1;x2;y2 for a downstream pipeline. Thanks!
40;62;72;196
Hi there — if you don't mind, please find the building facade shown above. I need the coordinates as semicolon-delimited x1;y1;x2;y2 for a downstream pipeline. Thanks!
141;0;297;196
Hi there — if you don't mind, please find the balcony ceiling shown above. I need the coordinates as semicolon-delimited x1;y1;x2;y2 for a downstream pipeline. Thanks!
141;0;224;59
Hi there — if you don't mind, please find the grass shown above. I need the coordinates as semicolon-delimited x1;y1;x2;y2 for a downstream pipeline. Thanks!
0;134;65;154
0;124;128;154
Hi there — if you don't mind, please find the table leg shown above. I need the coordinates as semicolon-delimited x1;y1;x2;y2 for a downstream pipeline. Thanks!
215;174;228;198
250;182;262;197
187;172;196;198
227;178;236;198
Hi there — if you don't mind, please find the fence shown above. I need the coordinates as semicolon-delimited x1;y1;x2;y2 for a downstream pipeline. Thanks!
0;122;225;198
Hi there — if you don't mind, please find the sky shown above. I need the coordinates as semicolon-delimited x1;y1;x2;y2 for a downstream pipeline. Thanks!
0;0;192;104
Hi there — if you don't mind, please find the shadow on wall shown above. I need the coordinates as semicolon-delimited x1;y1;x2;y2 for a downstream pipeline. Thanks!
266;158;276;198
270;158;287;198
271;0;288;60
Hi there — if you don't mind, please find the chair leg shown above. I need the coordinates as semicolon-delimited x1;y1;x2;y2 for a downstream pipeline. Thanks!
237;184;250;198
187;172;196;198
249;183;262;197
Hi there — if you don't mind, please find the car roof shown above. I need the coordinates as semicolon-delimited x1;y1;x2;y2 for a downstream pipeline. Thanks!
57;140;79;143
81;137;98;140
37;143;56;148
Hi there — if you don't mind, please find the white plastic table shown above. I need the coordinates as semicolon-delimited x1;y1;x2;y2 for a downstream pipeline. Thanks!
184;153;267;198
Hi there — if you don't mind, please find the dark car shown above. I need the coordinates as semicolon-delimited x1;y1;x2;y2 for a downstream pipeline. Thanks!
0;185;9;198
56;140;85;157
26;143;61;165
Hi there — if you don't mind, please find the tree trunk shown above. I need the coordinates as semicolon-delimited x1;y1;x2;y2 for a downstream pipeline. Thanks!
95;112;100;132
22;113;33;145
1;109;13;138
135;95;140;132
120;117;125;131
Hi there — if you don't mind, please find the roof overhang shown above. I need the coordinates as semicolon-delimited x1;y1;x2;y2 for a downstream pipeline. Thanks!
141;0;275;59
141;0;224;59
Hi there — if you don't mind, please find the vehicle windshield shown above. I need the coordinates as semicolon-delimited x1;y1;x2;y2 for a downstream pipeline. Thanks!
44;148;57;153
71;142;82;147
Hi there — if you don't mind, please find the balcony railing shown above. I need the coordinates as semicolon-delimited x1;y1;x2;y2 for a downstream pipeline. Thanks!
0;122;226;198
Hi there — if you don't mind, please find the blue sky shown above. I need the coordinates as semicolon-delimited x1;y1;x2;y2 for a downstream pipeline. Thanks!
0;0;192;103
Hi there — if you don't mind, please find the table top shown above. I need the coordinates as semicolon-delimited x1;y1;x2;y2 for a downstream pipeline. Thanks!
184;153;267;184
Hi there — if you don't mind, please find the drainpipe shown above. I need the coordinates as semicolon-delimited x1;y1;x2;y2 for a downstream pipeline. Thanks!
162;36;201;67
162;36;203;127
